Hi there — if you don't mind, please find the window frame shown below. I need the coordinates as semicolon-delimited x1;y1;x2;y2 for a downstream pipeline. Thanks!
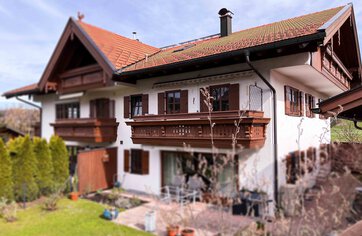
166;90;181;114
210;84;230;112
56;102;80;120
130;95;143;118
285;86;303;117
130;149;143;175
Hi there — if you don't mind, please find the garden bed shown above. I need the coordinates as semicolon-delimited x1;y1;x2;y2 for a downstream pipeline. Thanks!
84;190;147;210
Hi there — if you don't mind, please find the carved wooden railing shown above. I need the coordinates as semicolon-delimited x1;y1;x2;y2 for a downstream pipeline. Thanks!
51;118;119;143
59;64;105;94
126;111;270;149
322;47;352;89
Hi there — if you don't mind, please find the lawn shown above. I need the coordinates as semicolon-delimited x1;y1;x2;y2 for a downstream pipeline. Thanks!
0;198;152;236
331;120;362;143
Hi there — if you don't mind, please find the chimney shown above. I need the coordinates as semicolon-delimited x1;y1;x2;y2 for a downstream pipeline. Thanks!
218;8;233;37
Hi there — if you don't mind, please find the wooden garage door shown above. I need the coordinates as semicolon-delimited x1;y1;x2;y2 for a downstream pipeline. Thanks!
77;147;117;194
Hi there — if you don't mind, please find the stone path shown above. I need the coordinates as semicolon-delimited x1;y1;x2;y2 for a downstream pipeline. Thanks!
114;192;253;235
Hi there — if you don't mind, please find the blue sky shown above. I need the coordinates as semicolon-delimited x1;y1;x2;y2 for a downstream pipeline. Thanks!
0;0;361;108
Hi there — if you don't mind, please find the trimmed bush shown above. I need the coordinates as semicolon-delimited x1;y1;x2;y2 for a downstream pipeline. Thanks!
8;135;39;201
49;136;69;188
0;139;13;200
33;137;54;195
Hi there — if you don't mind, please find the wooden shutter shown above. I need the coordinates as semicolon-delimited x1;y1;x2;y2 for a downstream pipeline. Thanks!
109;100;115;118
103;98;110;118
90;100;96;118
124;150;130;172
229;83;240;111
180;90;188;113
142;94;149;115
200;88;209;112
158;92;165;115
284;86;290;115
141;150;149;175
299;92;304;116
124;96;130;118
305;94;310;117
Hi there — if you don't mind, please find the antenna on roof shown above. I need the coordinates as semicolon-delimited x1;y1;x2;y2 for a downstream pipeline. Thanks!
77;11;85;21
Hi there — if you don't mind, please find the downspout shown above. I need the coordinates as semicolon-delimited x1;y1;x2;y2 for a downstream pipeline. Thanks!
244;52;279;207
15;96;42;137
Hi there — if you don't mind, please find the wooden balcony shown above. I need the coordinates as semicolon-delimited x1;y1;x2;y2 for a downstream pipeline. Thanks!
51;118;119;143
126;111;270;149
322;47;352;89
58;64;105;94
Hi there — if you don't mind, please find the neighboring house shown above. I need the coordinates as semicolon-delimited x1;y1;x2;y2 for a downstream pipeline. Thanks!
0;125;25;142
3;3;361;207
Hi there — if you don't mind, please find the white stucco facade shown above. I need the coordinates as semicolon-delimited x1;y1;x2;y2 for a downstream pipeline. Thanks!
33;52;337;203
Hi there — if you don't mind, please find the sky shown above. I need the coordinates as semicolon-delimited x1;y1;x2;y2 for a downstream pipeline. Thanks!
0;0;361;108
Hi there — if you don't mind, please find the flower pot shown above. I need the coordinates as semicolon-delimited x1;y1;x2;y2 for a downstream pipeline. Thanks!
69;192;79;201
167;225;179;236
181;228;195;236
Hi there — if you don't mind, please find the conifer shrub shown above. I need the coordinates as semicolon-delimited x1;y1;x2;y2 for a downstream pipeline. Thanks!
33;137;54;195
49;135;69;189
0;139;13;200
8;135;39;201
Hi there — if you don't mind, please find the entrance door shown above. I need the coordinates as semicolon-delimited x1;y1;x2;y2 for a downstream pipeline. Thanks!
77;147;117;194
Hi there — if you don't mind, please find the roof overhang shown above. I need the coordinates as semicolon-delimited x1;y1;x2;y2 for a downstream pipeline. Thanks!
315;85;362;122
3;83;40;99
113;31;326;83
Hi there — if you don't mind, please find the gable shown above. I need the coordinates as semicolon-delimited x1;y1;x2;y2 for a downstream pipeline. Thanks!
37;18;159;94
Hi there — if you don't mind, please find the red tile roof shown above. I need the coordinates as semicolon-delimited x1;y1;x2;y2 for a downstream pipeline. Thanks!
122;6;344;72
3;83;39;98
78;21;159;69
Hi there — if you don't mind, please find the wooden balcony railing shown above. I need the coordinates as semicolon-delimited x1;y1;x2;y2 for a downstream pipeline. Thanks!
322;47;352;89
126;110;270;149
51;118;119;143
59;64;105;94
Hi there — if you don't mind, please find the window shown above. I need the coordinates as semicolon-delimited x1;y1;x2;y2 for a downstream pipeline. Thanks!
124;94;148;118
130;149;143;174
124;149;149;175
56;102;80;119
210;85;230;111
166;91;181;114
90;98;115;118
305;94;315;118
158;90;188;115
131;95;143;117
284;86;303;116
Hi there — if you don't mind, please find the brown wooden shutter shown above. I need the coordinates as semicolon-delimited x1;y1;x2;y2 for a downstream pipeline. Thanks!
284;86;290;115
158;92;165;115
142;94;149;115
124;96;130;118
90;100;96;118
141;150;149;175
124;150;130;172
305;94;310;117
229;83;240;111
200;88;209;112
299;92;304;116
180;90;188;113
103;98;110;118
109;100;115;118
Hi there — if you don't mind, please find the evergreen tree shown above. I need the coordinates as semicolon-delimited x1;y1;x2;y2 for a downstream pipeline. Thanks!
49;135;69;188
0;139;13;200
8;135;39;201
33;137;53;195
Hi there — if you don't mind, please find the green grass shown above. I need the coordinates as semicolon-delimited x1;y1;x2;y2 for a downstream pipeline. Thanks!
331;120;362;143
0;198;152;236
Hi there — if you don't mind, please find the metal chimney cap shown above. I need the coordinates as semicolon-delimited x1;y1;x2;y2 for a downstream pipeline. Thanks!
218;8;233;16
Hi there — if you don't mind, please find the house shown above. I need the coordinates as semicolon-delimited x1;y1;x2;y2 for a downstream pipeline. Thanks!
3;3;361;208
0;124;25;143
